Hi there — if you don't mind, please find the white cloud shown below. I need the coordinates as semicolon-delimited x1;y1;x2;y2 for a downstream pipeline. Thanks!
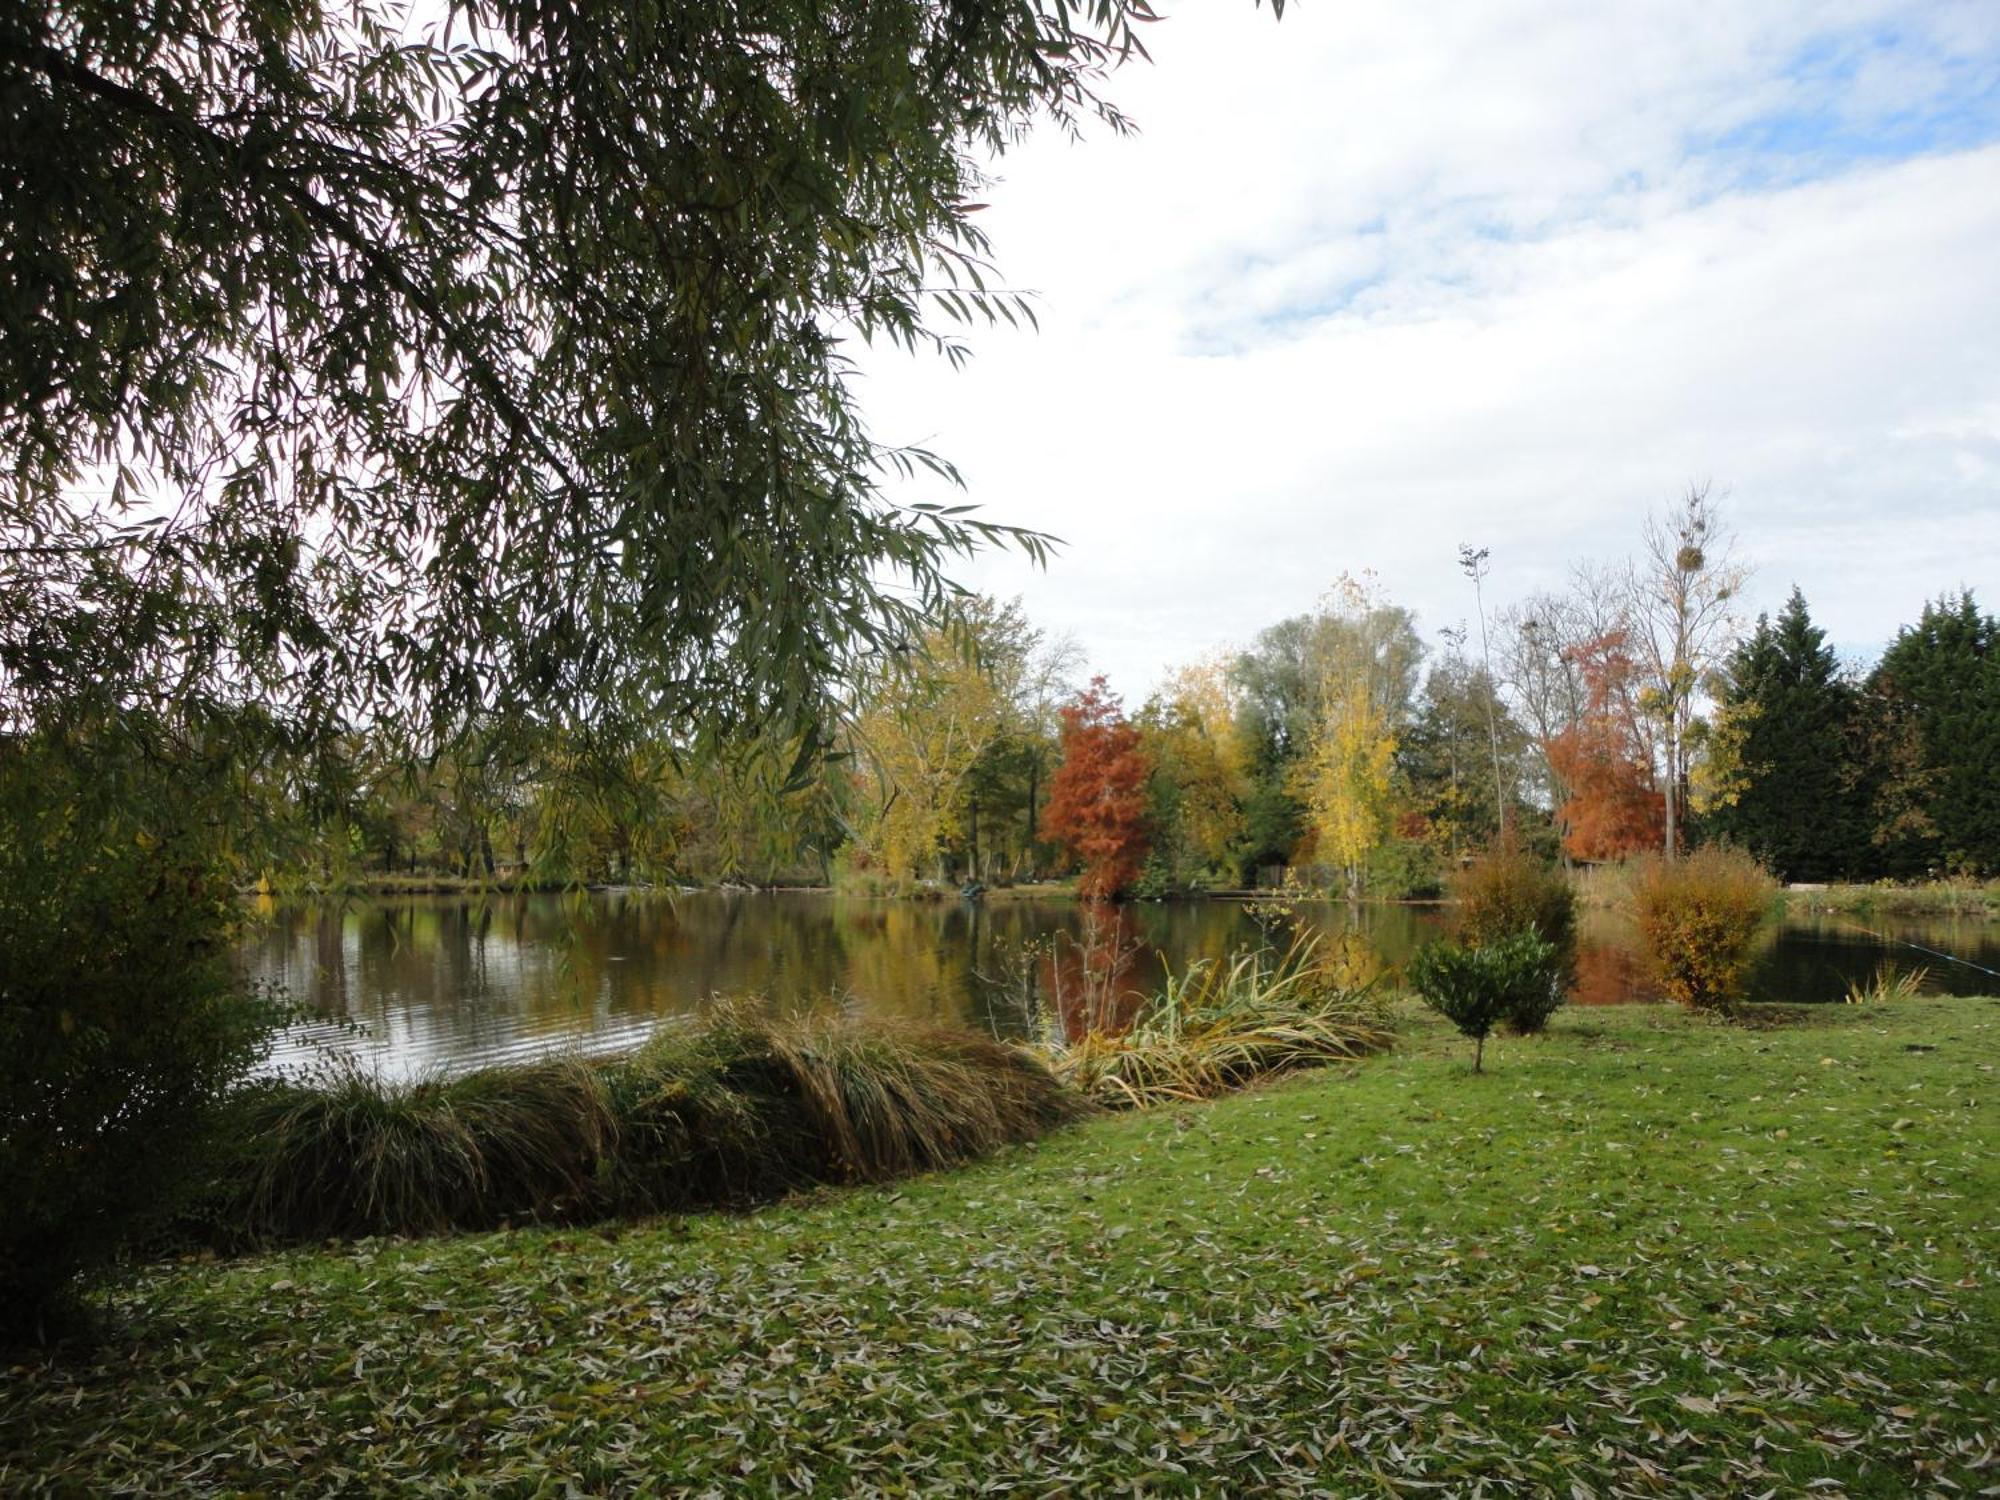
860;0;2000;695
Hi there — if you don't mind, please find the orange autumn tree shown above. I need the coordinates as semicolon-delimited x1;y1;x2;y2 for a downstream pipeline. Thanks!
1547;629;1665;860
1043;677;1153;899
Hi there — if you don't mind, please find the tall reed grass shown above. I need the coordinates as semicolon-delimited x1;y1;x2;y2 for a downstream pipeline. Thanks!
218;1007;1081;1246
1037;935;1392;1109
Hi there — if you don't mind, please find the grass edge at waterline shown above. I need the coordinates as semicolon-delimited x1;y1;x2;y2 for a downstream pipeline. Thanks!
205;940;1398;1249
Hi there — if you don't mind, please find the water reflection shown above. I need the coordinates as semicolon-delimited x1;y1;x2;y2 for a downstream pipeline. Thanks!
243;891;2000;1078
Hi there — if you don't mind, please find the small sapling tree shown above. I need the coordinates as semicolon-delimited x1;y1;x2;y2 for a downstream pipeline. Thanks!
1452;849;1578;1033
1408;932;1559;1072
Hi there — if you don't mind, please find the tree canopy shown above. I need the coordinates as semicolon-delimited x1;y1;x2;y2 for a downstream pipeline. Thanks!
1711;589;1861;881
2;0;1273;754
1866;591;2000;877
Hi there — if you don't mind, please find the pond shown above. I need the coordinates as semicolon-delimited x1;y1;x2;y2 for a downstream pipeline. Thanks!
244;890;2000;1079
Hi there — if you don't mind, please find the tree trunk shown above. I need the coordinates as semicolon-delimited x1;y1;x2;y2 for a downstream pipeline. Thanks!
1025;758;1038;874
1662;720;1679;857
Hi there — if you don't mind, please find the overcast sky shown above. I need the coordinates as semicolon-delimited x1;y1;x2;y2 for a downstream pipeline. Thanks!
860;0;2000;699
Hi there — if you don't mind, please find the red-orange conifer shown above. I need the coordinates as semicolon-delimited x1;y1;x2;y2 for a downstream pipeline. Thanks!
1043;677;1152;900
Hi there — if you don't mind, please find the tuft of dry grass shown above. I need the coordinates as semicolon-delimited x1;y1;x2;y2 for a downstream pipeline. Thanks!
1842;961;1932;1005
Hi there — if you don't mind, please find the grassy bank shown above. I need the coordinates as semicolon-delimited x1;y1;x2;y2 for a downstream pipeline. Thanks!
6;1000;1994;1495
1785;880;2000;920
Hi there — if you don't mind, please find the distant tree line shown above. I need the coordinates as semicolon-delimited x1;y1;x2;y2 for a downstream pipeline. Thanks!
256;493;1994;897
1710;588;1999;882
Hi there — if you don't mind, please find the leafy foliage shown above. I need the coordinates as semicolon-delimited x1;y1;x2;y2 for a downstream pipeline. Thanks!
1138;656;1251;889
0;731;283;1336
1364;837;1445;900
1399;645;1533;857
1451;849;1578;1024
1711;589;1866;880
1406;932;1560;1070
1043;677;1152;900
1545;629;1666;860
0;0;1234;749
1295;576;1419;899
1629;847;1777;1013
843;602;1024;887
1864;591;2000;877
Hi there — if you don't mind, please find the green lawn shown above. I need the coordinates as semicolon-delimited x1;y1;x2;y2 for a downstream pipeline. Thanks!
5;1001;1996;1496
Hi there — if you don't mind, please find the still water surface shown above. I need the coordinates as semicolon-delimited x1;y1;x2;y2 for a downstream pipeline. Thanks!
244;891;2000;1078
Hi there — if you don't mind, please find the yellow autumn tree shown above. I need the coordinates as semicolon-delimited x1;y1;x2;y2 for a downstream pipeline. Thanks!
1295;573;1418;901
1142;654;1251;882
844;601;1022;889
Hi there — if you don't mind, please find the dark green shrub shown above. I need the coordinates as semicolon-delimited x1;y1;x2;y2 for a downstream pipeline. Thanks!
0;736;282;1338
1407;932;1558;1071
1630;848;1777;1013
1452;849;1578;1026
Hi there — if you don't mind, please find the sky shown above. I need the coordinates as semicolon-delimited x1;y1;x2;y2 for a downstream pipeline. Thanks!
859;0;2000;698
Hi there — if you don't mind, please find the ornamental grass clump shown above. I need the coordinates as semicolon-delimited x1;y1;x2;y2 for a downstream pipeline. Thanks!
226;1007;1081;1246
1842;962;1931;1005
1407;932;1560;1072
236;1056;617;1241
1039;934;1392;1109
1629;847;1777;1014
606;1005;1082;1211
1451;850;1578;1032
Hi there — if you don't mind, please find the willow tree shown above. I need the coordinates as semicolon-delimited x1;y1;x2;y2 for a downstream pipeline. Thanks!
3;0;1277;748
0;0;1284;1329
